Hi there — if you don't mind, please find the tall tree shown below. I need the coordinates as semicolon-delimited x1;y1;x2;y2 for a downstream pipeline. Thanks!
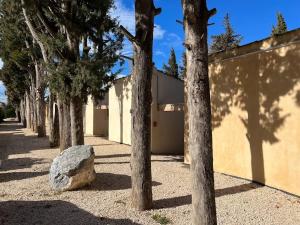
0;0;35;130
163;48;179;78
272;12;288;36
22;0;123;149
120;0;161;210
181;0;217;224
210;13;242;53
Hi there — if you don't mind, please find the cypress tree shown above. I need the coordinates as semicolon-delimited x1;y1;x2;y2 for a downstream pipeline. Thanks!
210;13;242;53
22;0;123;148
272;12;288;36
163;48;179;78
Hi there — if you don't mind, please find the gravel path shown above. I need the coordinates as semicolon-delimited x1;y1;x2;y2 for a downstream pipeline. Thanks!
0;121;299;225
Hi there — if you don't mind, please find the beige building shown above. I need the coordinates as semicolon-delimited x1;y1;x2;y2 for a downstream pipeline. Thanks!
109;68;184;154
84;95;108;137
185;28;300;196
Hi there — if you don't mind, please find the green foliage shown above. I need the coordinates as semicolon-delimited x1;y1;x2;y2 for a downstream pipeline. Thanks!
163;48;179;78
23;0;123;102
4;104;16;118
0;0;33;106
152;214;171;225
272;12;288;36
210;13;242;53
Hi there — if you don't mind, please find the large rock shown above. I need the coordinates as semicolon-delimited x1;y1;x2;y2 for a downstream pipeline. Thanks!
49;145;96;191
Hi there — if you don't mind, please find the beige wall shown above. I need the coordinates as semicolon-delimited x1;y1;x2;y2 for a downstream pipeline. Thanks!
151;72;184;154
109;76;132;144
185;29;300;196
85;95;108;137
109;69;184;154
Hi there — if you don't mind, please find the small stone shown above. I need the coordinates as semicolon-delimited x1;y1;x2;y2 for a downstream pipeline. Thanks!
49;145;96;191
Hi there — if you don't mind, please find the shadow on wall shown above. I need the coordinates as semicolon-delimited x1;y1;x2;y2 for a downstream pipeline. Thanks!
210;37;300;184
114;77;131;144
0;200;142;225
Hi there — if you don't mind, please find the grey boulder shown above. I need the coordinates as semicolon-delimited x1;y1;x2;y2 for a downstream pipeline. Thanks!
49;145;96;191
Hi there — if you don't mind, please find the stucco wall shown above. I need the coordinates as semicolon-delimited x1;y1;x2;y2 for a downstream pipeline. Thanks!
109;76;132;144
109;69;184;154
85;95;108;137
185;29;300;196
151;72;184;154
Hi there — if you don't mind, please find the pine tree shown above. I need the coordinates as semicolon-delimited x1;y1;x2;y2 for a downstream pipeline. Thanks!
163;48;179;78
210;13;242;53
272;12;288;36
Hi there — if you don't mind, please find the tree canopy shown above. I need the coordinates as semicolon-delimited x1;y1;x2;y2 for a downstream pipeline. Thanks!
210;13;242;53
272;12;288;36
163;48;179;78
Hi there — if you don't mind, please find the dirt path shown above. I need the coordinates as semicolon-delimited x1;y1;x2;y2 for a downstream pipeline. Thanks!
0;121;300;225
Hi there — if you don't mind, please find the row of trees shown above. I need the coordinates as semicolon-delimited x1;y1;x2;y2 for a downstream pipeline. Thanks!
0;0;122;149
0;1;289;224
162;12;288;79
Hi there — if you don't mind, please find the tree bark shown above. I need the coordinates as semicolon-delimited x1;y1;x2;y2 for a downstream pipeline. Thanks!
25;91;31;129
35;63;46;137
70;96;84;146
57;97;71;151
49;94;60;148
181;0;217;224
30;83;37;132
130;0;160;211
20;99;27;127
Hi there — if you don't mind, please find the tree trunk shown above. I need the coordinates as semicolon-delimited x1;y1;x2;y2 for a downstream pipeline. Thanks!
49;94;60;148
35;63;46;137
130;0;160;211
181;0;217;224
25;91;31;129
30;76;37;132
57;97;71;151
20;99;27;127
70;96;84;146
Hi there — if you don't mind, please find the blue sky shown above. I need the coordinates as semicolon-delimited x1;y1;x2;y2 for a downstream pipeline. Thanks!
117;0;300;73
1;0;300;102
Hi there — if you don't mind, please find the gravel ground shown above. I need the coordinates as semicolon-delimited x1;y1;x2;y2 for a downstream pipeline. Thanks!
0;121;300;225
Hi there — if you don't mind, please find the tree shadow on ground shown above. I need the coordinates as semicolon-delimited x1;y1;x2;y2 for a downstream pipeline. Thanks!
154;182;261;209
0;122;50;162
83;173;161;191
0;200;142;225
0;171;48;183
0;157;45;172
95;154;131;159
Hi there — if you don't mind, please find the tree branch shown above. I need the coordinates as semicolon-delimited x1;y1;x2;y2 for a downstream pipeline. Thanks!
154;7;162;16
22;2;48;64
119;25;140;47
208;8;217;19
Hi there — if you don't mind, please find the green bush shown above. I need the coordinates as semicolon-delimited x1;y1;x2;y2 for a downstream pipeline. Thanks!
151;214;171;225
4;105;15;118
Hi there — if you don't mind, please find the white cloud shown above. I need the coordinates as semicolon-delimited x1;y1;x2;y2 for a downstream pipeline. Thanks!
0;58;3;69
112;0;166;40
154;24;166;40
155;50;166;58
112;0;135;33
161;33;183;48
